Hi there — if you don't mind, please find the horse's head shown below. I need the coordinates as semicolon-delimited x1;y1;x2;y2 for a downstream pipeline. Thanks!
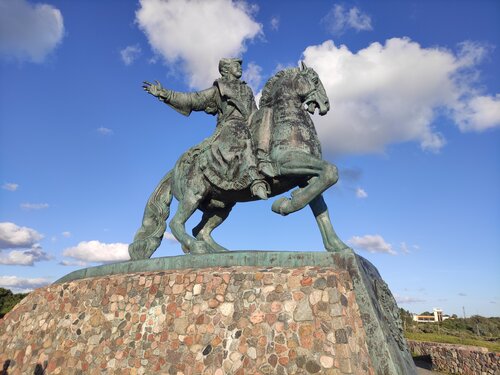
296;62;330;116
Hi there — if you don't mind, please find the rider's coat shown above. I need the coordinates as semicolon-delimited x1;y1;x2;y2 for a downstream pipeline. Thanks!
159;78;262;191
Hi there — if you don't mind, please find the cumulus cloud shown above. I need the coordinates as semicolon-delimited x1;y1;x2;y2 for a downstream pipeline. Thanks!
454;94;500;132
355;188;367;199
63;240;130;263
20;202;49;210
2;182;19;191
243;61;263;93
0;223;50;265
136;0;262;88
302;38;500;155
0;0;64;63
322;4;372;35
0;222;43;249
97;127;113;135
394;294;425;304
120;44;141;65
349;234;396;255
0;275;51;293
0;247;51;266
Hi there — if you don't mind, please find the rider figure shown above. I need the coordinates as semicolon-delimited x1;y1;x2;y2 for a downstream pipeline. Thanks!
145;58;269;200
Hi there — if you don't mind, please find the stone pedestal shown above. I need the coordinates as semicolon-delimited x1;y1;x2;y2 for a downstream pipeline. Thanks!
0;250;417;374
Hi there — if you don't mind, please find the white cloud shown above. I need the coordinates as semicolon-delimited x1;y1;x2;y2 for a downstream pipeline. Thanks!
63;240;130;263
348;234;396;255
59;260;88;267
243;61;262;93
0;0;64;63
136;0;263;88
2;182;19;191
322;4;372;35
0;222;43;249
400;242;410;254
20;202;49;210
97;127;113;135
120;44;141;65
355;187;367;199
394;294;425;304
0;275;51;293
270;16;279;31
454;94;500;132
163;232;178;243
302;38;500;155
0;247;51;266
61;231;71;238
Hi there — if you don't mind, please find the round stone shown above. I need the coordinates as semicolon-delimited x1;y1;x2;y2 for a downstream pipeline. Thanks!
320;355;334;368
305;360;321;373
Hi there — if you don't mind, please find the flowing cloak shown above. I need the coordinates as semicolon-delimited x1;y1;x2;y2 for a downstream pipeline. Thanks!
161;78;260;191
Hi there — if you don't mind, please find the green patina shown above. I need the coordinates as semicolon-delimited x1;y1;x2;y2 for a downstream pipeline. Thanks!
56;249;353;284
128;59;347;259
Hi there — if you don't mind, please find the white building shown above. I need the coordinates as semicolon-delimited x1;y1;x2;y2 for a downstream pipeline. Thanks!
412;308;450;323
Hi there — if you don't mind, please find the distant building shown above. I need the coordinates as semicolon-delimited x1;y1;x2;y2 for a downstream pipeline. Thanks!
412;308;450;323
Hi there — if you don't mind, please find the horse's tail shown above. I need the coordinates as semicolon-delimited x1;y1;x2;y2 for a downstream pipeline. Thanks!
128;170;174;260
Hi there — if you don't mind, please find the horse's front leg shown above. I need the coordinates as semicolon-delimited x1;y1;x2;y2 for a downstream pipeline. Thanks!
310;195;349;252
271;151;338;216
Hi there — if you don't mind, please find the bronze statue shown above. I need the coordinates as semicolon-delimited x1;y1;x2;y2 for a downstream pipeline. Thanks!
129;59;348;258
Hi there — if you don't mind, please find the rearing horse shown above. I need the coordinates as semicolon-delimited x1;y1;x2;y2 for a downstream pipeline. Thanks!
129;63;347;259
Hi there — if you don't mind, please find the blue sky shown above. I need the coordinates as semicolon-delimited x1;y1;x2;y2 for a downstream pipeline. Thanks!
0;0;499;317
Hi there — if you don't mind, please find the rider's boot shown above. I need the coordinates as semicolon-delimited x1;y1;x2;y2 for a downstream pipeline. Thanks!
256;149;276;178
258;161;276;178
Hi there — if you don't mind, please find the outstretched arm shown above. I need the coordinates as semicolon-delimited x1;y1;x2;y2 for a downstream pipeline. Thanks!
143;81;218;116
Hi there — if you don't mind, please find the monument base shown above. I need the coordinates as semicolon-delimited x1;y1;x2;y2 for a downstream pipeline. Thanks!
0;250;416;374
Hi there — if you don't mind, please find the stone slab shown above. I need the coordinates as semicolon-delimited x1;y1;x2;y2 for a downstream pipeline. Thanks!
54;250;354;284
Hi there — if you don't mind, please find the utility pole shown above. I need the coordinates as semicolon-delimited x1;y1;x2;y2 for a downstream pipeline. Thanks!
462;306;466;319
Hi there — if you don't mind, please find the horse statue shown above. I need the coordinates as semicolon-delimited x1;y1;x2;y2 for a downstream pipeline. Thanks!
129;63;348;259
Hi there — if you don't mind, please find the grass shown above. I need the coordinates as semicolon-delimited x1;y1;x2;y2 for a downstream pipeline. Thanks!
405;331;500;353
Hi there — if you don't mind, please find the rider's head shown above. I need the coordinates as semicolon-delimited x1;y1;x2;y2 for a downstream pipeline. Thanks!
219;58;242;79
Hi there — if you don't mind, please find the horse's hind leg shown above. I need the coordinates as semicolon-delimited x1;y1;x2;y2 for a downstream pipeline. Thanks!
192;203;235;253
169;190;209;255
310;195;349;252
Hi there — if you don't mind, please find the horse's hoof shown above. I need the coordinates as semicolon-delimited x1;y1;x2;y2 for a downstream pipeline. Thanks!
272;197;290;216
190;241;210;255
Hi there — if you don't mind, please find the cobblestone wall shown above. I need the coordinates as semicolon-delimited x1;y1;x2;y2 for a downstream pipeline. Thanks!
0;266;373;374
408;340;500;375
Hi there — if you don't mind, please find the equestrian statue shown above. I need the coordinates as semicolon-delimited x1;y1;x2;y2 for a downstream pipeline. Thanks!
129;58;348;259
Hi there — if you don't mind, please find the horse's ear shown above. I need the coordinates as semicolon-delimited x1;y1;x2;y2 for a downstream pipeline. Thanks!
300;61;307;71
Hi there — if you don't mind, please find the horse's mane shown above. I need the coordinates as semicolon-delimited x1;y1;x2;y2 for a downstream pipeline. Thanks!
259;68;298;108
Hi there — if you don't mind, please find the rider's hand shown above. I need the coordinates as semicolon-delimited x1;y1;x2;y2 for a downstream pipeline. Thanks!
143;80;164;97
